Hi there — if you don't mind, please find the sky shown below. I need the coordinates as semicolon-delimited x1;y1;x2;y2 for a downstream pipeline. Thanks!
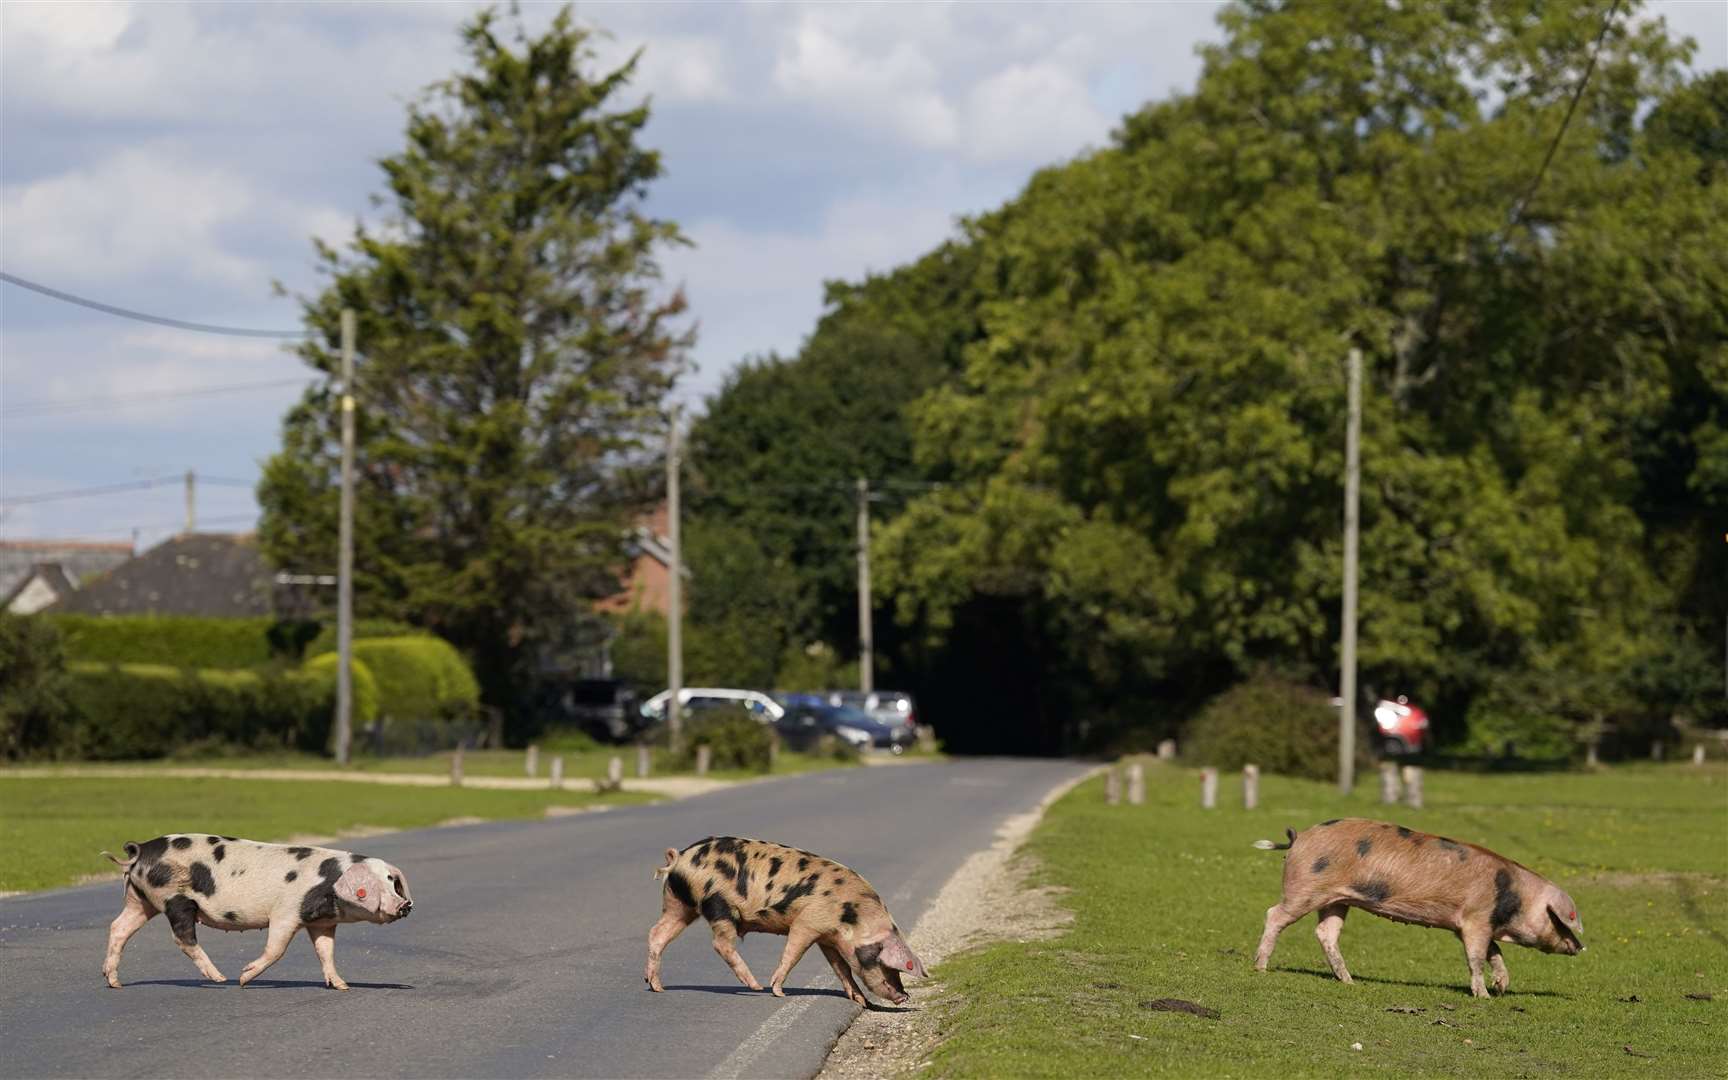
2;1;1723;551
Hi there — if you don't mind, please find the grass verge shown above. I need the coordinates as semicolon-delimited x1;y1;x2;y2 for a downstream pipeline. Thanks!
923;761;1727;1078
0;777;655;894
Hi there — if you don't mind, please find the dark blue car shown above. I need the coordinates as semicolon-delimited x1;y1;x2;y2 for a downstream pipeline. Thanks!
773;694;910;753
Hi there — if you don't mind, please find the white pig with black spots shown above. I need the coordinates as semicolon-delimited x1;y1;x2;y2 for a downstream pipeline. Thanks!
101;833;413;990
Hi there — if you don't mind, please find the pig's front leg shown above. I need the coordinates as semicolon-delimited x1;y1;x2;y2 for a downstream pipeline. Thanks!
1487;943;1510;996
307;925;347;991
819;943;867;1006
1458;922;1493;998
103;886;157;989
239;920;298;987
768;926;819;998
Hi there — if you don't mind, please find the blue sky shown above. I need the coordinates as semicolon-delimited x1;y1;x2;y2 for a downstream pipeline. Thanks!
2;1;1723;549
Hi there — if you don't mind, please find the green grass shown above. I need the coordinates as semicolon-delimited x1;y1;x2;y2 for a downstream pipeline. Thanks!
0;777;656;894
3;745;857;783
926;761;1728;1078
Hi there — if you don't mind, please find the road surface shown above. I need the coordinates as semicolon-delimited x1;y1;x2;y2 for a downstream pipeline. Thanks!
0;757;1086;1078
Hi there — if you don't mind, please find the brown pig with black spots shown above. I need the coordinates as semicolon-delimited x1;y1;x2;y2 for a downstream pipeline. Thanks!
1251;819;1584;998
101;833;414;991
644;836;927;1004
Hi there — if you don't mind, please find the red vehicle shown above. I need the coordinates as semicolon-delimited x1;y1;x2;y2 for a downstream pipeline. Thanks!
1372;695;1429;755
1332;694;1430;755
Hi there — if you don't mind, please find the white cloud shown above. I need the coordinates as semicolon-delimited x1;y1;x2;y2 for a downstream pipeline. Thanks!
1;149;264;286
771;11;958;148
962;61;1111;163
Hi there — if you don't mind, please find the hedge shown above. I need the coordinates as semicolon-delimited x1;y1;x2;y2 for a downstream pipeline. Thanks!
1183;674;1375;782
62;661;364;760
351;636;480;724
49;614;422;668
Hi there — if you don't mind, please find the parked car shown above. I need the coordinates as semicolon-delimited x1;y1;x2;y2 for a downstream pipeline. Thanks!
1332;694;1430;755
640;688;785;725
783;693;913;753
531;677;642;743
825;690;919;737
775;696;911;753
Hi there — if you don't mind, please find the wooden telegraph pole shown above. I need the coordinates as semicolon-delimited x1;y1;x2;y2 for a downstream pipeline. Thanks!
335;308;357;765
666;407;684;754
1339;347;1362;795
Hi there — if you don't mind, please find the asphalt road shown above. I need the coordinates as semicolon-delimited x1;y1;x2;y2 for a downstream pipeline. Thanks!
0;757;1086;1079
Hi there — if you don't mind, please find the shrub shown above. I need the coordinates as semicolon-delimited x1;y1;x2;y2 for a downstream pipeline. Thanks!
63;662;345;759
670;707;775;773
299;653;381;736
1182;675;1373;782
1458;694;1577;761
351;636;479;722
304;619;425;658
0;614;77;760
48;614;279;668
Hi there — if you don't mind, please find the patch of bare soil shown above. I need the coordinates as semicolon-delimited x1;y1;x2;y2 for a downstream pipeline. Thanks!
817;767;1101;1080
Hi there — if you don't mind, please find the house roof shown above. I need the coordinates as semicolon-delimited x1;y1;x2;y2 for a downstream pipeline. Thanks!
1;563;79;614
49;533;274;617
0;540;134;601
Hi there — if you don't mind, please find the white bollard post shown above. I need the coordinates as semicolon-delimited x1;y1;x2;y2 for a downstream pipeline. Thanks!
1157;739;1176;762
1200;767;1218;809
525;744;539;778
1126;762;1145;806
695;745;712;777
608;755;624;788
549;755;564;790
1243;764;1259;810
1694;744;1707;766
1586;741;1600;767
1105;768;1121;805
450;745;465;787
1379;761;1401;804
637;743;651;778
1652;740;1665;762
1401;765;1424;810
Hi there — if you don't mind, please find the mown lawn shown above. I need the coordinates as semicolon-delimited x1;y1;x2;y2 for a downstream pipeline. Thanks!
2;744;859;783
0;777;656;894
926;761;1727;1078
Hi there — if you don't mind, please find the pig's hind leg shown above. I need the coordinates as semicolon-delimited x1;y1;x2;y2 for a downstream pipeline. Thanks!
1254;897;1319;973
103;884;156;988
164;897;227;984
709;920;764;992
768;925;819;998
1314;903;1352;983
644;898;697;992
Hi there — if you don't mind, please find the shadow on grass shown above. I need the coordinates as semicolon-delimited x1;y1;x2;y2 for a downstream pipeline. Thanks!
123;978;413;990
1274;966;1567;998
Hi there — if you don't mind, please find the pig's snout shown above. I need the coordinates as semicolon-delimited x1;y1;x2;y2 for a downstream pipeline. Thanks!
394;900;413;919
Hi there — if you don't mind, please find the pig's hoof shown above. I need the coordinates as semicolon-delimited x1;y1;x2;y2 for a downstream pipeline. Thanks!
104;975;122;989
326;980;350;992
771;985;786;998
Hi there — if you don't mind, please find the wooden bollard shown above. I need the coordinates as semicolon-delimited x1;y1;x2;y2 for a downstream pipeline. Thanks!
1379;761;1401;804
1157;739;1176;762
1586;741;1600;767
1694;744;1707;766
1104;768;1121;805
1126;762;1145;805
636;743;651;778
450;745;465;787
1200;767;1218;809
1243;764;1259;810
608;755;624;786
695;745;712;776
548;755;564;789
525;744;539;778
1652;740;1665;762
1401;765;1424;809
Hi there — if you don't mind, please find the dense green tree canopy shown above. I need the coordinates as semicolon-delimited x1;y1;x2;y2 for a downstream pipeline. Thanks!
258;7;690;737
692;0;1725;754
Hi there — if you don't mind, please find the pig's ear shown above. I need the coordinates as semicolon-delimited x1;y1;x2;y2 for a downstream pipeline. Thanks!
1546;889;1583;935
335;864;384;914
879;934;928;979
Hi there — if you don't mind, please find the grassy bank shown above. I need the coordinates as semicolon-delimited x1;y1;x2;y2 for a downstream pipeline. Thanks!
0;777;656;894
926;761;1727;1078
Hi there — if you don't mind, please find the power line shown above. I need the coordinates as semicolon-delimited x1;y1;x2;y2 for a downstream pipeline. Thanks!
0;271;308;339
1505;0;1624;230
0;473;256;507
1;376;314;419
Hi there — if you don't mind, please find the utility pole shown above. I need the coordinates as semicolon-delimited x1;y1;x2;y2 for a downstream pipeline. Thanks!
1339;347;1362;795
335;308;357;766
856;477;873;694
666;407;684;754
184;469;196;533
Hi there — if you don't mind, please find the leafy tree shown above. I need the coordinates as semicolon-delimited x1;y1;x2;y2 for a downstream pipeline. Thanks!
259;7;690;741
0;613;76;760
